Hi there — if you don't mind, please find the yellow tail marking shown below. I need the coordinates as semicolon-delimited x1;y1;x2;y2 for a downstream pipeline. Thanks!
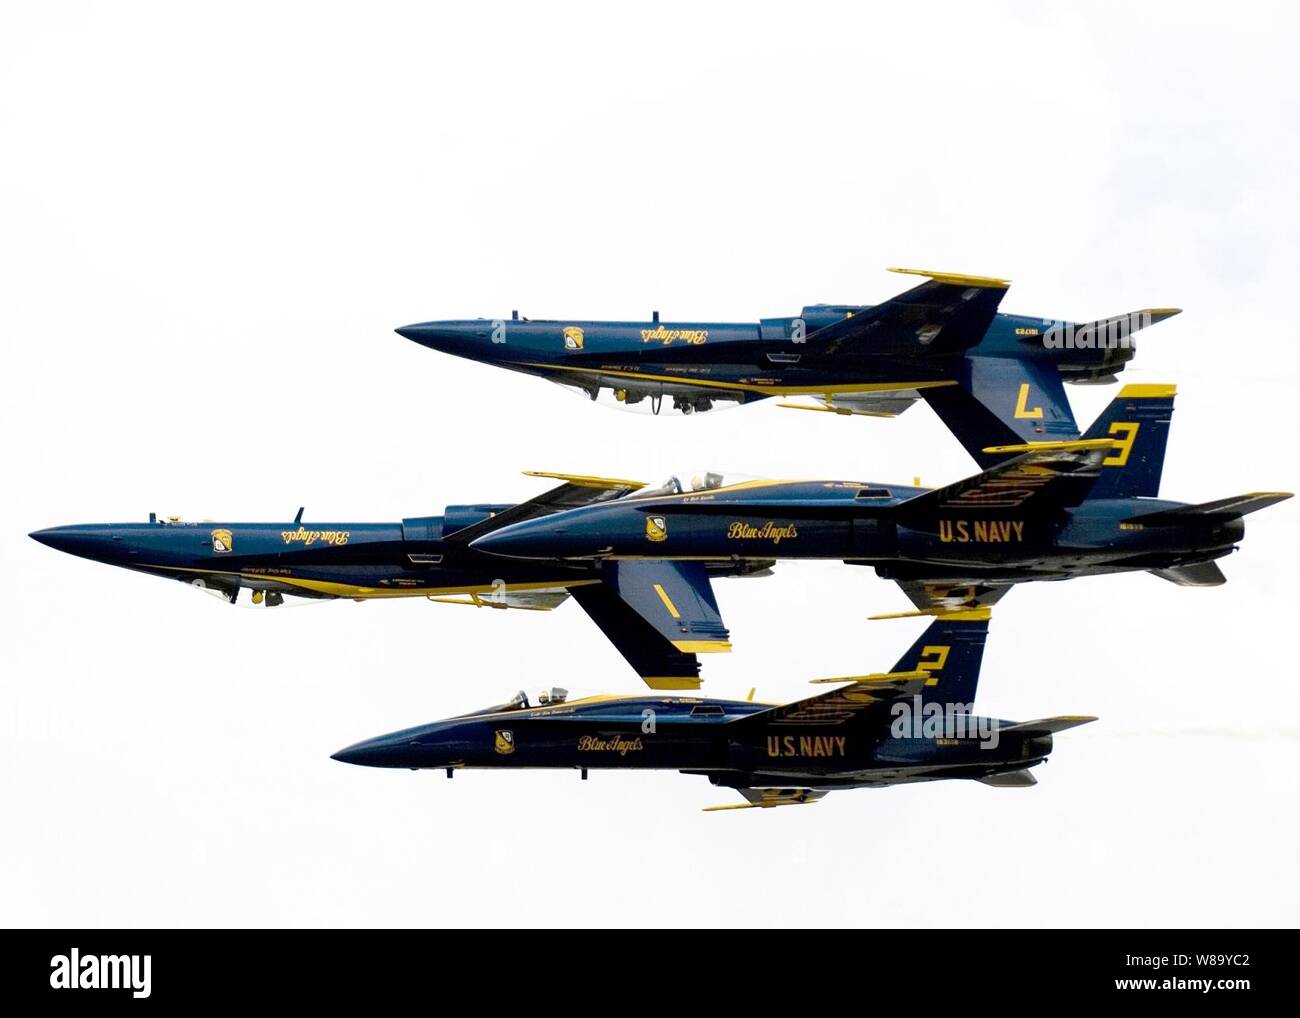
1013;382;1043;420
1116;383;1177;399
1102;422;1140;466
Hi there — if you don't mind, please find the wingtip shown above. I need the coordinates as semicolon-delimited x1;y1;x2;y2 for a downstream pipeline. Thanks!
886;266;1011;288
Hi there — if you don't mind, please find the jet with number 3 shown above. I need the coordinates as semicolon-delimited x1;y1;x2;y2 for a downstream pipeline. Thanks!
465;386;1291;614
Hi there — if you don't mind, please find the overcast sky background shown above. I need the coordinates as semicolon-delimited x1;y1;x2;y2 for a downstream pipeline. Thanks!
3;1;1297;927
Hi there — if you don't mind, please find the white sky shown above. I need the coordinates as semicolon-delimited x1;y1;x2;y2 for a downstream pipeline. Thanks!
2;0;1297;927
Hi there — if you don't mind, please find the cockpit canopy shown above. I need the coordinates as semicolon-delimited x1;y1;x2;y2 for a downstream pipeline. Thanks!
632;469;760;499
497;687;570;712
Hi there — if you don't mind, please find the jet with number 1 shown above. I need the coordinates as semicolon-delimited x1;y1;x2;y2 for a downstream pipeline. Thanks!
29;472;768;690
398;267;1181;453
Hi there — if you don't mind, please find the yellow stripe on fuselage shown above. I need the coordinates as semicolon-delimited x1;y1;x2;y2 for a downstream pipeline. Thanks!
143;564;600;600
518;362;956;398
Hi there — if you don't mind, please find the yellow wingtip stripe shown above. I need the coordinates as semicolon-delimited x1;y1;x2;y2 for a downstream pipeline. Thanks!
1116;383;1177;399
776;401;899;418
809;669;930;686
523;470;646;489
670;640;732;654
887;266;1011;289
642;676;703;690
868;605;993;622
981;438;1119;454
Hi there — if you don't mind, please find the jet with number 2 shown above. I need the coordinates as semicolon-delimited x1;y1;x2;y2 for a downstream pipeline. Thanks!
398;267;1181;453
466;386;1291;614
333;611;1097;809
30;473;769;690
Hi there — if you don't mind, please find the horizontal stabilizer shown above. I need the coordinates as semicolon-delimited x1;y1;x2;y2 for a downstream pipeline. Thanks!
977;769;1038;787
1000;715;1098;736
1149;562;1227;587
1049;308;1182;350
1127;492;1292;526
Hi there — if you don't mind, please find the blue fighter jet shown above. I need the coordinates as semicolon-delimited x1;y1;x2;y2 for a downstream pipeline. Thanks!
464;386;1291;614
30;472;772;689
333;610;1096;809
398;267;1181;455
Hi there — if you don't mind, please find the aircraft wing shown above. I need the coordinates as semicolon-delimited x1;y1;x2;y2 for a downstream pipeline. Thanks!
742;669;933;729
569;560;731;690
444;471;645;544
782;268;1081;454
703;788;827;811
894;438;1116;520
778;390;927;419
806;267;1010;354
875;580;1014;617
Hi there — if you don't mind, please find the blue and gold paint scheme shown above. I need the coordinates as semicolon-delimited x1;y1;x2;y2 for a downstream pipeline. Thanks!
333;613;1096;809
29;473;769;690
398;267;1183;461
465;387;1291;614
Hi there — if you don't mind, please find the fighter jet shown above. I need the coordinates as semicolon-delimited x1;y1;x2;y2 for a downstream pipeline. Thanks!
465;386;1291;614
29;472;769;689
397;267;1181;453
332;610;1095;809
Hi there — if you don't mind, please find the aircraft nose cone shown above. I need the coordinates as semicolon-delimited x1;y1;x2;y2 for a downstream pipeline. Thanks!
331;736;393;767
331;730;426;768
396;321;491;359
28;527;65;550
29;525;109;559
331;742;374;766
395;323;428;342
